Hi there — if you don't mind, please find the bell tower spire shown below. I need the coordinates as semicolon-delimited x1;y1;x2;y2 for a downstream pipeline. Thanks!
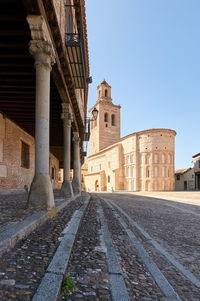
97;80;112;102
88;80;121;155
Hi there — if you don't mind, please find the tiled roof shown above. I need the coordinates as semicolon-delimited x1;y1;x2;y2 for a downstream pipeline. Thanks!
100;80;111;87
192;152;200;158
175;168;191;174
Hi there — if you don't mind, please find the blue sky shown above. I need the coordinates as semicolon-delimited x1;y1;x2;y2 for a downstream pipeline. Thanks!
85;0;200;169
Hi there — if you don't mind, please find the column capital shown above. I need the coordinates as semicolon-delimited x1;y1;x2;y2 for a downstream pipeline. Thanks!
73;132;80;144
29;40;55;70
61;103;73;124
27;15;55;70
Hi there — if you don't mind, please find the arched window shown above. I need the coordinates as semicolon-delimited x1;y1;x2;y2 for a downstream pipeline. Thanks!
146;167;150;178
105;89;108;97
104;113;108;122
99;90;101;97
111;114;115;126
108;175;110;183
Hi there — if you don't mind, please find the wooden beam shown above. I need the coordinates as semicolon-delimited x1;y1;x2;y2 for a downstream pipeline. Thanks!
0;78;35;82
0;54;31;59
0;30;30;36
0;15;24;21
0;85;34;89
0;71;33;75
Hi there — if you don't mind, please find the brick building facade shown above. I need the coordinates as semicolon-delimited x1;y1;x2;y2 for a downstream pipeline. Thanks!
84;81;176;192
0;113;60;190
0;0;90;210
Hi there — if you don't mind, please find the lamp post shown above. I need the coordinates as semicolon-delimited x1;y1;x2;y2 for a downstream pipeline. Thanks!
91;107;98;121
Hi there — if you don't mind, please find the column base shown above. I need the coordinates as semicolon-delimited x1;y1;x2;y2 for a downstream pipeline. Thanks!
60;180;74;198
27;174;55;210
72;177;81;195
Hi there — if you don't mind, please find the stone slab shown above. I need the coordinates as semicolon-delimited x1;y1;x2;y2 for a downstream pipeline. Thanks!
109;274;130;301
109;198;200;288
32;273;63;301
32;194;90;301
98;206;122;275
104;198;182;301
98;204;130;300
47;197;90;275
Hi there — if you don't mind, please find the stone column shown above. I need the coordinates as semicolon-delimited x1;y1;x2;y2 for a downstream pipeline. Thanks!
72;132;81;195
60;103;74;197
28;40;55;210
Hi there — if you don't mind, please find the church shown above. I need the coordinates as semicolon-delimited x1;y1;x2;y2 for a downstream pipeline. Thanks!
84;80;176;192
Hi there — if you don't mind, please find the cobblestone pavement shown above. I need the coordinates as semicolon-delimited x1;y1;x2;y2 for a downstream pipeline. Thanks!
100;200;164;301
60;197;111;301
59;197;167;301
0;190;67;233
133;191;200;201
0;196;84;301
131;191;200;214
0;191;34;232
1;192;200;300
98;192;200;301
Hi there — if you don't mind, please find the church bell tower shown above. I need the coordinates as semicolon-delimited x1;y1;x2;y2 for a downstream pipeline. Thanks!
88;80;121;155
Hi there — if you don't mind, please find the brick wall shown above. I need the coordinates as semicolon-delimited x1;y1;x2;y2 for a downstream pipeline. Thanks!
85;129;176;192
0;114;60;190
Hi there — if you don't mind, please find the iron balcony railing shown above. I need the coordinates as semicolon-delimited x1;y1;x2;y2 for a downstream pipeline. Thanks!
65;32;86;89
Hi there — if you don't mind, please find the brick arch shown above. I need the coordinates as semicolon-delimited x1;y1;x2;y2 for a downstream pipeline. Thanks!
104;112;108;122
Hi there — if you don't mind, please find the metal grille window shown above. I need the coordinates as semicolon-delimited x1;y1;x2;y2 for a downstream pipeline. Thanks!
21;141;30;169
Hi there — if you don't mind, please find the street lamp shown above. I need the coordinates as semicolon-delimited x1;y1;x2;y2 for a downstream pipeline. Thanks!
91;107;98;121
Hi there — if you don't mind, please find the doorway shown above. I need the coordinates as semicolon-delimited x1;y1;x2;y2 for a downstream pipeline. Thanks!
184;181;187;191
95;180;99;191
196;174;200;190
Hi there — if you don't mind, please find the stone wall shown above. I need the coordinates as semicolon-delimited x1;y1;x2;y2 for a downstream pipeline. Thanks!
136;129;175;191
175;169;195;191
99;102;120;151
85;129;176;192
0;114;60;190
85;144;121;191
193;155;200;173
88;81;121;155
49;153;60;189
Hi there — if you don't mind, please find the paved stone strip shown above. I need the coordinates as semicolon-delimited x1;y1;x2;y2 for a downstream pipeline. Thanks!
103;198;182;301
98;202;130;301
60;197;111;301
32;194;90;301
0;198;73;257
100;199;163;300
106;198;200;289
0;195;85;301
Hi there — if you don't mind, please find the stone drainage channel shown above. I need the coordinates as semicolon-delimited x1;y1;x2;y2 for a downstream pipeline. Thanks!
0;194;199;300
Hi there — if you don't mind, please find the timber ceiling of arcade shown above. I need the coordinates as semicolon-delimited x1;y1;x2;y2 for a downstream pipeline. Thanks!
0;0;63;147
